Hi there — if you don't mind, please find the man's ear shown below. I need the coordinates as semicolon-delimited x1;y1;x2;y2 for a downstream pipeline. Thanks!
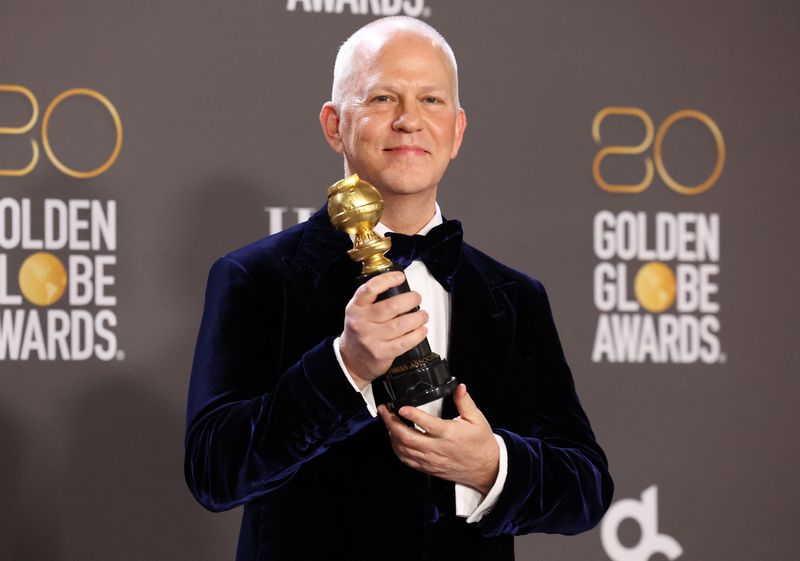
450;107;467;159
320;102;345;154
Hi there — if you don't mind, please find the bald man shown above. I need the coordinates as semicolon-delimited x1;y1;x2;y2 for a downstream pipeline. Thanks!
185;16;612;561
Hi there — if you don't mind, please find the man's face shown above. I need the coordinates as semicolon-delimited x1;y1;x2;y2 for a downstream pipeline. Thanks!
330;33;466;200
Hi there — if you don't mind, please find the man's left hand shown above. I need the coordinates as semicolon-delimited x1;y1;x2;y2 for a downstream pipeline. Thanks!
377;384;500;495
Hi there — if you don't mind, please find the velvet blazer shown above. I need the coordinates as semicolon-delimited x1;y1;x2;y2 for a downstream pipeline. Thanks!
185;206;613;561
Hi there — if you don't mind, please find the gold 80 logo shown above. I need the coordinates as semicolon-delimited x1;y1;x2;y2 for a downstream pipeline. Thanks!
0;84;123;179
592;107;725;195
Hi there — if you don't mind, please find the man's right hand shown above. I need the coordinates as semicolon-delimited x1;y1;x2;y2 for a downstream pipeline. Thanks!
339;271;429;390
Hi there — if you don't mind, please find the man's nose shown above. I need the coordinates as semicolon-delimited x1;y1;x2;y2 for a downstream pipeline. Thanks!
392;101;423;133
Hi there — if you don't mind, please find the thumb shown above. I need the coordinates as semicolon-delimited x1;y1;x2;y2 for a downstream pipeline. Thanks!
453;384;482;422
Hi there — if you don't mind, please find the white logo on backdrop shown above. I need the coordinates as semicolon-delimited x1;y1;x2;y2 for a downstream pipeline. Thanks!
591;210;723;364
601;485;683;561
286;0;431;18
265;206;316;235
0;197;120;361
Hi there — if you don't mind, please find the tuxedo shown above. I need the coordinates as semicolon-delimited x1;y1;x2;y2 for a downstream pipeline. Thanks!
184;207;613;560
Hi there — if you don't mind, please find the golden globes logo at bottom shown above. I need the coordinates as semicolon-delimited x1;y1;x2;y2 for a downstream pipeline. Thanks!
0;197;119;361
591;211;722;364
601;486;683;561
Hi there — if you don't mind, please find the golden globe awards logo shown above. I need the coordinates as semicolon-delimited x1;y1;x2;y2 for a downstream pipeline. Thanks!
590;107;725;364
285;0;431;17
0;85;122;361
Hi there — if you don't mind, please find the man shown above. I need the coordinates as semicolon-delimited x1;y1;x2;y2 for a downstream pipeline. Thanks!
185;16;613;561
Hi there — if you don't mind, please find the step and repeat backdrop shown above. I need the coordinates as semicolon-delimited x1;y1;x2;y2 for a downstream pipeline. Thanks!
1;1;798;560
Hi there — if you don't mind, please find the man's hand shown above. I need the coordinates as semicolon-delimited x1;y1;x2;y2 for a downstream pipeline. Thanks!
339;271;429;389
378;384;500;495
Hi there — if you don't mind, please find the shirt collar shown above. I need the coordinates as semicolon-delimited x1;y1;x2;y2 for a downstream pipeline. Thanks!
374;203;443;237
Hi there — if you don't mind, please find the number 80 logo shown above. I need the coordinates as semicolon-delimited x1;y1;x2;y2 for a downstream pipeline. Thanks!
592;107;725;195
0;84;123;179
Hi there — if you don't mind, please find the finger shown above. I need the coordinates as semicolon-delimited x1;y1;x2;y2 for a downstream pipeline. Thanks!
371;291;423;323
394;444;429;466
382;408;431;447
453;384;483;422
352;271;406;306
378;404;393;427
379;405;414;435
381;309;428;339
397;406;448;437
387;324;429;357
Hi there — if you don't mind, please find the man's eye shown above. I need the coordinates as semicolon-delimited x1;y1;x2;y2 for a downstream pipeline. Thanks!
372;95;392;103
423;96;442;104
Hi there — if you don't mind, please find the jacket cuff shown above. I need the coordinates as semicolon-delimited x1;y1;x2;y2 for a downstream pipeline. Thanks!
300;336;375;425
333;336;378;417
472;429;537;536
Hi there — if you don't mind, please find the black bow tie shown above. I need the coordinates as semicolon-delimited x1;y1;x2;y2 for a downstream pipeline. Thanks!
385;220;463;291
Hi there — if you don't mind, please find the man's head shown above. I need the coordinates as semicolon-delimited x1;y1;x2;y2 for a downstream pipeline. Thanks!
331;17;460;109
320;17;466;207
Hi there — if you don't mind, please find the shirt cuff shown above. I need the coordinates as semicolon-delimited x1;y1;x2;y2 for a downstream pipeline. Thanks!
455;434;508;523
333;336;377;417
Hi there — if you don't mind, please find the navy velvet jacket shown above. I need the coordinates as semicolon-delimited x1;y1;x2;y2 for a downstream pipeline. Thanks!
185;207;613;561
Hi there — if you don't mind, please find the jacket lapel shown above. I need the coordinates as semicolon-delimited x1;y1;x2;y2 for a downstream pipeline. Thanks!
283;206;361;339
443;247;517;420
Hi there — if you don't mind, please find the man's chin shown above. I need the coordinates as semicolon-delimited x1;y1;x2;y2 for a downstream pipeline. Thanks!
367;173;438;199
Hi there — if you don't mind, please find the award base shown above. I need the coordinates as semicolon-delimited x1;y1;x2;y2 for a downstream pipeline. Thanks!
383;355;458;413
367;264;458;412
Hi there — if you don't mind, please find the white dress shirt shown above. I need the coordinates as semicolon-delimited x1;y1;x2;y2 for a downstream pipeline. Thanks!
332;205;508;523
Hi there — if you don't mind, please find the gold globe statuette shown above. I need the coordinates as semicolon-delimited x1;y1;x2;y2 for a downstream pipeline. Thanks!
326;174;458;412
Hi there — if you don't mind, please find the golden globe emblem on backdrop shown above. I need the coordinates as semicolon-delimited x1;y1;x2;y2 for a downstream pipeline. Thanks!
634;261;677;313
18;252;67;306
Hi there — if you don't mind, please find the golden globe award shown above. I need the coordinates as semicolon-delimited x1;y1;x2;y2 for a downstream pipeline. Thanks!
327;174;458;412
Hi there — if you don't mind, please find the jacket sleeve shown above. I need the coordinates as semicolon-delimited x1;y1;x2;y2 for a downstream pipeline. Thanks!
183;255;374;512
475;281;614;537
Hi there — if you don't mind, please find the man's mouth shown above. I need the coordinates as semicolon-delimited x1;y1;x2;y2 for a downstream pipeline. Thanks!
384;145;429;156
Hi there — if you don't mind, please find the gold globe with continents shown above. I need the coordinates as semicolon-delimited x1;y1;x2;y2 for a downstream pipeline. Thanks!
327;174;458;412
